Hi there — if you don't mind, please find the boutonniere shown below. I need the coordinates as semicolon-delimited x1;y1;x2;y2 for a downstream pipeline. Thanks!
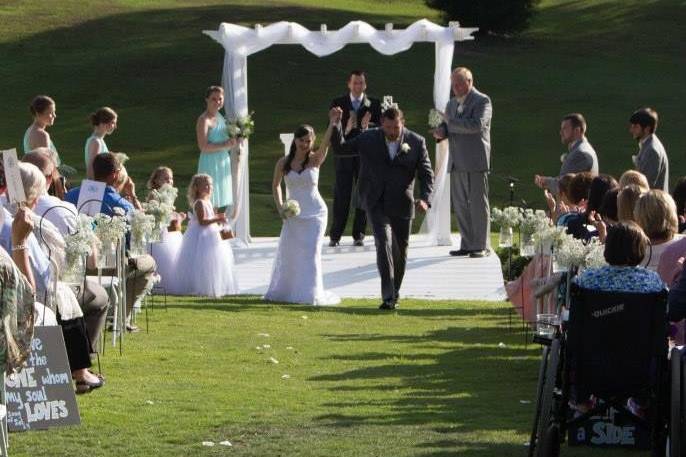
631;154;637;165
363;98;371;108
457;104;464;114
400;143;411;155
560;153;567;164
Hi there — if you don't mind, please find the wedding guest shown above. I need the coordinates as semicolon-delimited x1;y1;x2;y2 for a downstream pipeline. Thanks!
265;111;341;305
587;175;618;218
558;172;594;240
85;107;118;179
328;70;381;247
174;174;237;296
671;177;686;233
618;170;650;191
535;113;598;195
634;190;682;270
65;153;155;331
22;150;78;236
23;95;67;198
18;161;109;353
629;108;668;192
147;166;184;292
544;173;575;224
196;86;240;211
0;164;103;393
667;262;686;322
617;185;644;223
434;67;492;258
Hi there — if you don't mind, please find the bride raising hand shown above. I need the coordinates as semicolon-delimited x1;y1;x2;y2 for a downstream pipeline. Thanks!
264;107;343;306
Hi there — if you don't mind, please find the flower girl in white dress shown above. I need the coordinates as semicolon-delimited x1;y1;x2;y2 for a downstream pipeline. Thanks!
264;108;341;306
175;174;239;297
147;166;185;292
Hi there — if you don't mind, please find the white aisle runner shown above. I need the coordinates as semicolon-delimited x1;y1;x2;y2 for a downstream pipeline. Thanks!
232;235;506;301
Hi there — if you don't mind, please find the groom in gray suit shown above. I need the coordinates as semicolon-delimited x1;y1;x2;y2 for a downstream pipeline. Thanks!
434;67;492;258
535;113;599;194
332;106;434;310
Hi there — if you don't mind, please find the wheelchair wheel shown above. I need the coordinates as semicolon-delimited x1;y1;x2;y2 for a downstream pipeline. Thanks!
671;348;684;457
529;345;551;457
535;338;561;457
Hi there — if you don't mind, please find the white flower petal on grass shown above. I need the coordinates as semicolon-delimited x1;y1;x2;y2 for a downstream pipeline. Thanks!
219;441;233;447
301;315;308;320
202;441;215;447
268;357;279;364
256;346;262;350
145;400;154;405
519;400;532;404
257;333;270;337
281;374;290;379
262;344;271;349
498;342;507;348
286;346;294;350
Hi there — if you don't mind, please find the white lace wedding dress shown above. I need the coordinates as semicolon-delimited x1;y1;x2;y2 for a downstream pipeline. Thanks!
264;167;340;306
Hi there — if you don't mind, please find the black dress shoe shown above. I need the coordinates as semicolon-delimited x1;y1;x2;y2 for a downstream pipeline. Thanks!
469;249;490;258
378;301;397;310
353;239;364;247
329;240;340;247
449;249;471;257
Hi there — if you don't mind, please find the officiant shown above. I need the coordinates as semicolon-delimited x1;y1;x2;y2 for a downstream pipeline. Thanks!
328;70;381;247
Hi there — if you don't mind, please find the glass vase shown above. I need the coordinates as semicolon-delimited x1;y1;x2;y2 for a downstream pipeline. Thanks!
98;241;117;269
498;226;513;248
520;232;536;257
64;255;86;284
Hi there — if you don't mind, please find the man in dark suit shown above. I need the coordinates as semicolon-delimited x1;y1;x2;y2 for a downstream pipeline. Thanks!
329;70;382;247
332;107;434;310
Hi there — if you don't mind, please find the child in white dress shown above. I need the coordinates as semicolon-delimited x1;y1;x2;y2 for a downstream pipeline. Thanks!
175;174;238;297
147;166;185;292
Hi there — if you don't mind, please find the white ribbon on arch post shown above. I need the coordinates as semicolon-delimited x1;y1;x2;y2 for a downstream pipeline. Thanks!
204;19;478;246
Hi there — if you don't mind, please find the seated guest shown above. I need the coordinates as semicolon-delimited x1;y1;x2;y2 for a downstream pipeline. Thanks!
586;174;618;219
65;153;155;332
671;176;686;233
18;161;109;353
22;150;77;236
535;113;598;195
544;173;575;224
667;262;686;322
575;221;664;293
619;169;650;192
617;185;644;223
589;188;620;243
634;190;683;271
0;164;103;393
559;172;594;240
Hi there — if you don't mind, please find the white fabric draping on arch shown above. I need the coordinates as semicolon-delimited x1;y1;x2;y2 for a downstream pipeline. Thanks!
204;19;477;246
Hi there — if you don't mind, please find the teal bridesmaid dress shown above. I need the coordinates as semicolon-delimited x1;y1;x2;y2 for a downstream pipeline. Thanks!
198;112;233;208
23;128;61;166
84;134;109;171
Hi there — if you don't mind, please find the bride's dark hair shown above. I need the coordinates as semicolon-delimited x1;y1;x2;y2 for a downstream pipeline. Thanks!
283;124;315;174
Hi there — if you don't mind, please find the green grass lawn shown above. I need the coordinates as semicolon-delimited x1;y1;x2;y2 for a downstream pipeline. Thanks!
1;0;685;236
6;297;645;456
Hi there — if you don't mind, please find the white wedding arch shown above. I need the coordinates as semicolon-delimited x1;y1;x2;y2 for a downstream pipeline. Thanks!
204;19;478;246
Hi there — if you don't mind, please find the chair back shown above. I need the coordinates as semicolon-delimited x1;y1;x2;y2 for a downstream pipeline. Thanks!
567;284;668;399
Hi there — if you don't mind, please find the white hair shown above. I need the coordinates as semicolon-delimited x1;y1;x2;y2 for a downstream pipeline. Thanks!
18;162;47;204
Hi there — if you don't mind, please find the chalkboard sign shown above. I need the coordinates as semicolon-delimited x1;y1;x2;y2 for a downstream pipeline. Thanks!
4;326;81;431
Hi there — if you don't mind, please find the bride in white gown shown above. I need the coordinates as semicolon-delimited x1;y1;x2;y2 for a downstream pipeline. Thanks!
264;108;341;306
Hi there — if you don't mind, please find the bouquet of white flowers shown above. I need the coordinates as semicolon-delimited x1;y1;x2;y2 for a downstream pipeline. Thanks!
520;209;551;235
130;210;155;253
227;112;255;139
64;214;99;280
281;199;301;219
93;213;129;244
143;183;178;237
491;206;523;229
428;108;444;129
554;234;588;269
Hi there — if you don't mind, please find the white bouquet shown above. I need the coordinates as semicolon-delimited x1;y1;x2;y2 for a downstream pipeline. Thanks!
520;209;551;236
583;238;607;268
93;213;129;244
554;234;588;269
491;206;523;229
227;112;255;139
428;108;444;128
281;199;301;219
64;214;99;279
381;95;398;112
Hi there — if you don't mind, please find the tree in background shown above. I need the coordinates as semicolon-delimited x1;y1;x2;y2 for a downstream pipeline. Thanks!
426;0;539;35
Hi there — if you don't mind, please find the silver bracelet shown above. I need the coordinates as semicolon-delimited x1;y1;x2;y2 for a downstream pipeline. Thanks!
12;244;27;251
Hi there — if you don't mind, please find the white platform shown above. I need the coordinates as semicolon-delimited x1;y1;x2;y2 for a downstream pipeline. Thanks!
232;235;506;301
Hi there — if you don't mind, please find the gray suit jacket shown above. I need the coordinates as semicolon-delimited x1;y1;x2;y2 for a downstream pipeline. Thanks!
443;88;492;173
544;138;599;194
332;126;434;219
636;134;669;192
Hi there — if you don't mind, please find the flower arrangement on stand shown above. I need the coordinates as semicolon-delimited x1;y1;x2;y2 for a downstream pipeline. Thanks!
93;213;129;268
519;209;551;256
130;210;155;256
491;206;523;248
63;214;99;283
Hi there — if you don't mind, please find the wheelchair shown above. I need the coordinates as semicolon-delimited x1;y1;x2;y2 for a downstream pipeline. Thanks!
528;284;685;457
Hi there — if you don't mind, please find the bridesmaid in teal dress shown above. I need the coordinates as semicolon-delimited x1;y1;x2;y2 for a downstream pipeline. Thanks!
195;86;239;210
84;107;118;179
